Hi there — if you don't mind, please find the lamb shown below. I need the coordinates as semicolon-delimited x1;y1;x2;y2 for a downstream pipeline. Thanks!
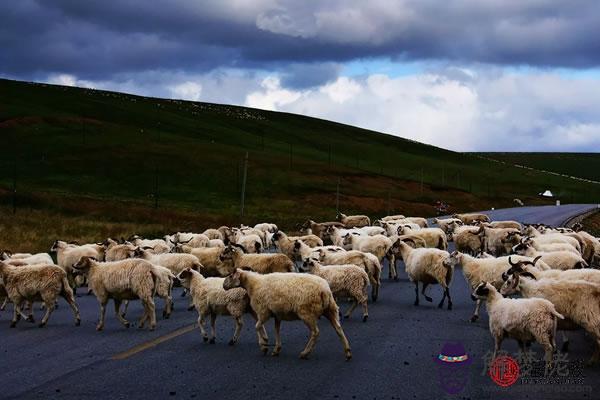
72;256;158;331
512;240;587;270
448;252;550;322
501;267;600;365
393;240;455;309
336;213;370;228
471;281;563;367
176;267;267;345
0;262;81;327
217;245;294;276
397;227;447;250
132;247;203;276
223;268;352;359
453;213;490;224
301;258;369;321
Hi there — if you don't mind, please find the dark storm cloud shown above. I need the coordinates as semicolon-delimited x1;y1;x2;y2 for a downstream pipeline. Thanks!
1;0;600;81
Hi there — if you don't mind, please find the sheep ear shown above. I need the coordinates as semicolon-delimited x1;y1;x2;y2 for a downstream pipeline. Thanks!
241;266;253;271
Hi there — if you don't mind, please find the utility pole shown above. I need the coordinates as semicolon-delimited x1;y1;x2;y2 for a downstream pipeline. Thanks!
240;152;248;218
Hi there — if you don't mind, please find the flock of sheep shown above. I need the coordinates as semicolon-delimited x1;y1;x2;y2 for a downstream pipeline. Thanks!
1;211;600;365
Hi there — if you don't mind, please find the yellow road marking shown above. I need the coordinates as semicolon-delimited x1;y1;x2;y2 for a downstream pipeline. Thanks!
111;324;196;360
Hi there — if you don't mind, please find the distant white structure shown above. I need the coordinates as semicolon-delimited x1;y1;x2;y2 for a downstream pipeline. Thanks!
539;190;554;198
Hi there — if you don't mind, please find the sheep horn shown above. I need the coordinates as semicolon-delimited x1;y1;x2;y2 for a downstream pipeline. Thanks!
508;256;519;267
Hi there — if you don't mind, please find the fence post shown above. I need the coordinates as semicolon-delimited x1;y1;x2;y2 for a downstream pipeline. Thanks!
240;152;248;218
336;177;341;214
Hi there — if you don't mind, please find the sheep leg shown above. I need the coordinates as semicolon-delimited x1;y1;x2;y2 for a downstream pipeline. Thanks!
470;300;481;323
255;318;270;354
96;301;107;331
249;308;269;344
209;313;217;344
323;306;352;360
198;312;209;342
39;297;55;328
120;300;129;318
421;283;433;302
493;336;503;360
26;301;35;321
272;318;282;356
163;294;173;319
61;288;81;326
229;315;243;346
180;288;187;298
114;299;130;328
344;300;358;319
438;287;447;308
10;300;22;328
360;296;369;322
142;297;156;331
413;282;419;306
299;316;320;359
0;297;8;311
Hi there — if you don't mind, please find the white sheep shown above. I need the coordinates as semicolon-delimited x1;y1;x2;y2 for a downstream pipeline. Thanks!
336;213;370;228
301;258;369;321
393;240;455;309
512;240;587;270
217;245;294;275
0;262;81;328
396;227;447;250
72;256;159;331
223;268;352;359
176;267;267;345
472;281;563;367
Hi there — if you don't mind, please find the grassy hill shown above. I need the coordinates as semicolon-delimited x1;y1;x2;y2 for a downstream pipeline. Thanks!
477;153;600;184
1;78;599;251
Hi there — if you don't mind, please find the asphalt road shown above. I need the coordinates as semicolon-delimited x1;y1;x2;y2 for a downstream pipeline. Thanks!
1;204;598;400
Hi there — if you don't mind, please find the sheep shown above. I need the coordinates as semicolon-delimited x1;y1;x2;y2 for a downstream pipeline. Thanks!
512;240;588;270
523;227;581;252
208;239;225;248
1;250;33;259
572;223;600;265
217;245;294;276
471;281;563;367
234;227;266;247
271;231;323;261
301;258;369;321
402;217;428;228
433;218;463;236
2;252;53;265
448;252;550;322
223;268;352;359
176;267;267;345
132;247;203;276
485;220;523;230
299;220;345;242
172;232;210;249
186;247;226;277
129;236;170;254
291;240;344;261
341;234;394;279
311;246;381;302
326;226;359;248
72;256;158;331
254;222;278;234
50;240;104;292
0;262;80;328
103;239;136;262
380;214;406;222
453;213;490;224
453;226;484;255
501;266;600;365
202;228;224;241
393;240;455;309
396;227;447;250
476;226;521;256
234;232;262;254
336;213;370;228
217;226;234;243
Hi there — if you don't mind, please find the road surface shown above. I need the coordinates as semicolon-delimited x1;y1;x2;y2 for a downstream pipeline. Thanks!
1;204;598;400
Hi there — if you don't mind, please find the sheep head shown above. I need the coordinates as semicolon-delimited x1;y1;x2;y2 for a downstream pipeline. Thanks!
471;281;493;301
223;268;243;290
72;256;97;275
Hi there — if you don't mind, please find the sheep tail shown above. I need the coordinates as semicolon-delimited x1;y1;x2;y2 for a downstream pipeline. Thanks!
150;269;159;297
442;261;453;286
61;275;75;298
551;309;565;320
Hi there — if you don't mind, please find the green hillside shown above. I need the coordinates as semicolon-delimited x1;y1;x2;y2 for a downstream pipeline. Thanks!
1;78;599;251
478;153;600;184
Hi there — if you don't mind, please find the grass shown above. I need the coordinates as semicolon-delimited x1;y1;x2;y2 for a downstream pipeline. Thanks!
1;78;599;252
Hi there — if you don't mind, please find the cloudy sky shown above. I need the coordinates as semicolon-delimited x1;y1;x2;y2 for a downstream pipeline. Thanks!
2;1;600;151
